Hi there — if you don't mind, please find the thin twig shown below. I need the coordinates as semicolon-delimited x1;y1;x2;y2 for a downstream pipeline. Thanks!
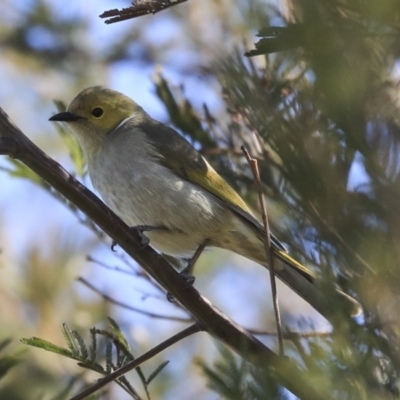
86;255;138;276
247;328;331;338
100;0;189;24
115;251;168;294
87;255;168;301
241;146;284;356
78;277;192;323
70;323;202;400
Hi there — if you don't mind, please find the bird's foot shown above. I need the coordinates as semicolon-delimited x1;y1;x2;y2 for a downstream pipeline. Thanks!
166;241;209;303
166;273;196;303
111;224;168;251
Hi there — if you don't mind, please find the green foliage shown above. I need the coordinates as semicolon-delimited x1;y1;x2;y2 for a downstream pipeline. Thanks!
154;72;216;148
198;345;286;400
21;319;169;399
152;1;400;396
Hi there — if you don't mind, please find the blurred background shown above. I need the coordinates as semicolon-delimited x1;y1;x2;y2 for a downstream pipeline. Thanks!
1;0;400;399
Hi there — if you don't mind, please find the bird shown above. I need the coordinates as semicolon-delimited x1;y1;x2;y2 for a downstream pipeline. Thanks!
49;86;361;318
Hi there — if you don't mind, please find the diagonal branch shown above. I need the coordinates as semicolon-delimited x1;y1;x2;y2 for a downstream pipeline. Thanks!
0;107;331;399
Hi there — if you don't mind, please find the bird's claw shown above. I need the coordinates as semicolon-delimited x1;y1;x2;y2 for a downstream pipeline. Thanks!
110;224;166;251
181;272;196;287
133;227;150;249
166;272;196;303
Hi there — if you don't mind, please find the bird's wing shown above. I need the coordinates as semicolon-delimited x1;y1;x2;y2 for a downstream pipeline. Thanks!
136;119;314;280
141;120;264;228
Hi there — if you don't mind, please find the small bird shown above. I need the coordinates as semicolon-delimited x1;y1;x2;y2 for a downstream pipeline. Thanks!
49;86;360;318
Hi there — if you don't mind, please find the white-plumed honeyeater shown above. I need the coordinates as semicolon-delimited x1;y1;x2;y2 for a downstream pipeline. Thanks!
50;86;361;318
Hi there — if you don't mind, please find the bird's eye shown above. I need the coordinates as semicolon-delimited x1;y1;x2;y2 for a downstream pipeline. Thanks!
91;107;104;118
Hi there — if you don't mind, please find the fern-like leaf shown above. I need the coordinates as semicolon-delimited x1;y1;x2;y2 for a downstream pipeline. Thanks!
146;360;169;385
21;337;74;358
61;323;79;355
89;327;97;363
105;341;112;374
72;330;88;359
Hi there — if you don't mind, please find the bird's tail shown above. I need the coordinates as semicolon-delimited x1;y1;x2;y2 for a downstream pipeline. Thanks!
222;220;361;318
272;246;315;282
271;246;362;317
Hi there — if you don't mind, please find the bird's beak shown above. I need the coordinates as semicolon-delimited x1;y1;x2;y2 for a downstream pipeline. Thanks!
49;112;85;122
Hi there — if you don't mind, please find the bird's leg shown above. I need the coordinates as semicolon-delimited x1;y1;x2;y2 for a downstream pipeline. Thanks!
180;239;209;280
166;240;209;303
111;225;168;251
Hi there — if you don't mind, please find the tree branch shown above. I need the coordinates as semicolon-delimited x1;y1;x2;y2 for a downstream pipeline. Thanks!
100;0;189;24
0;107;331;399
